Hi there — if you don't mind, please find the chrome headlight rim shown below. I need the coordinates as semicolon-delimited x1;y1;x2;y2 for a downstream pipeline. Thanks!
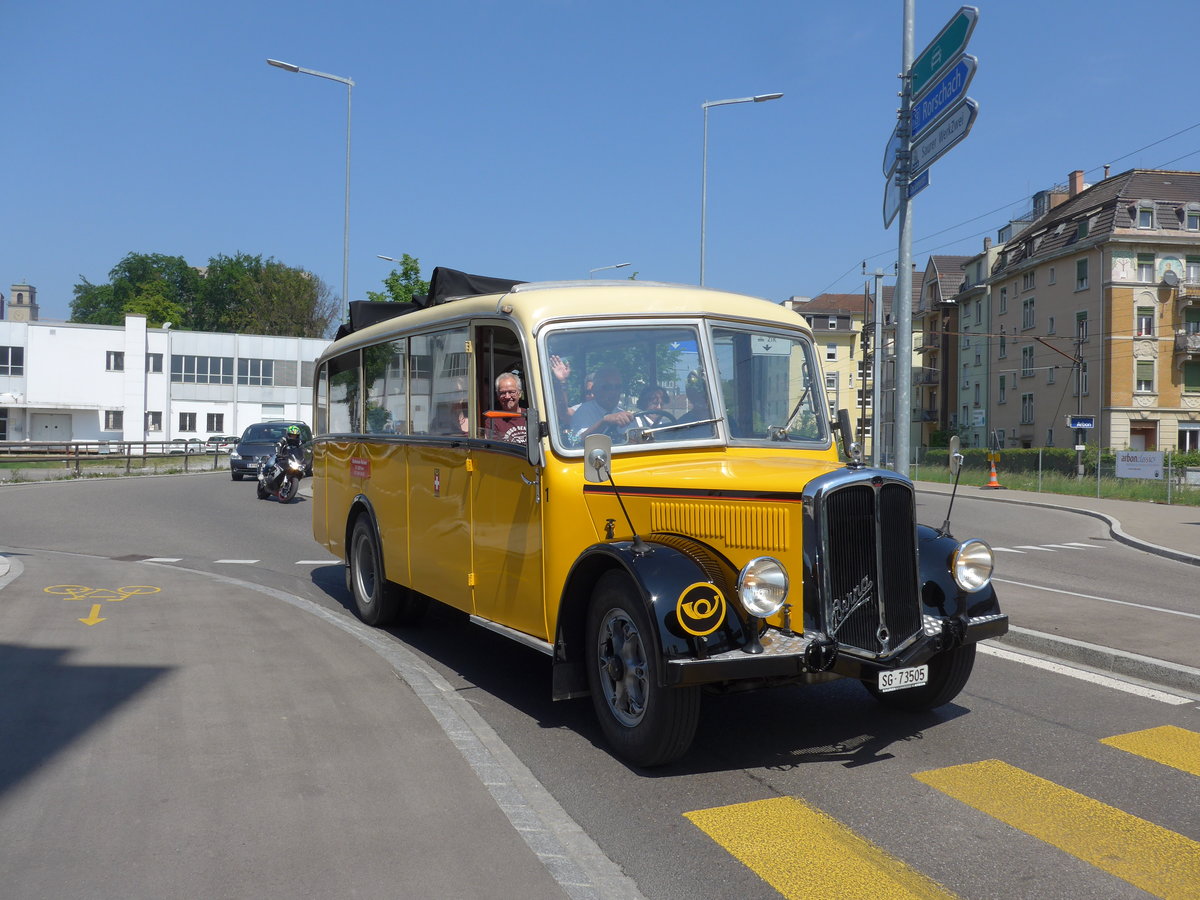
952;538;994;593
737;556;789;618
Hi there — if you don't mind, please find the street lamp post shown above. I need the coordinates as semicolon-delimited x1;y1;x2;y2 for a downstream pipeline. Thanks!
699;92;782;286
589;262;631;278
267;58;355;318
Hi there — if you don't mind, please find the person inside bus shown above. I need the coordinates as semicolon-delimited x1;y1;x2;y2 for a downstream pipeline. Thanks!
674;369;717;439
635;385;671;426
567;366;635;442
486;372;527;444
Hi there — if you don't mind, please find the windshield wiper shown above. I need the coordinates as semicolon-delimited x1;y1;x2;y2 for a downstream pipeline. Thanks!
768;382;813;441
627;417;723;443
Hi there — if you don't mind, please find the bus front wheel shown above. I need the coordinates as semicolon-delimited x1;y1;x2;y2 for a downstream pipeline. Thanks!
585;571;700;767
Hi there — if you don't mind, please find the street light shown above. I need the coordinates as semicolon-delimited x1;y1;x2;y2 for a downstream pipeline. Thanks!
267;58;355;317
589;262;631;278
699;92;783;286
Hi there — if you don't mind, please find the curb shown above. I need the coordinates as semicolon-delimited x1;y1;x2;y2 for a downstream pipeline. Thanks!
992;625;1200;699
915;484;1200;567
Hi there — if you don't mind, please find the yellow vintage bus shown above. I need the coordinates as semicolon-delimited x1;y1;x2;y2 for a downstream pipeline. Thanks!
310;269;1005;766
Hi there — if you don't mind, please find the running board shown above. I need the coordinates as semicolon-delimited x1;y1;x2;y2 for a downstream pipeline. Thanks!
469;615;554;656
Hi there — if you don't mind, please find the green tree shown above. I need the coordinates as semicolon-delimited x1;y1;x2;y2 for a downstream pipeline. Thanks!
70;278;122;325
367;254;429;304
122;281;186;328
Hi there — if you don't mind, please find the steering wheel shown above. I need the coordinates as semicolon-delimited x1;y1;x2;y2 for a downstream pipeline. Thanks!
633;409;678;429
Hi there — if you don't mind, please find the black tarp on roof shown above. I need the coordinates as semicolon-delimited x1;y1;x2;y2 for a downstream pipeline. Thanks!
333;267;526;339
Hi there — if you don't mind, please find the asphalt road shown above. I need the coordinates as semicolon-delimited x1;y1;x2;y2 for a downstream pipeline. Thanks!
2;472;1197;900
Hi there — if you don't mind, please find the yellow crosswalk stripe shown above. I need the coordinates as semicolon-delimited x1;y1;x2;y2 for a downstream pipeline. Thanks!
914;760;1200;899
1100;726;1200;777
684;796;957;900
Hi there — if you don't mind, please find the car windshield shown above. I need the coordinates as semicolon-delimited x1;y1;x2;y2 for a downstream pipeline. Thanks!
244;424;287;442
544;322;826;451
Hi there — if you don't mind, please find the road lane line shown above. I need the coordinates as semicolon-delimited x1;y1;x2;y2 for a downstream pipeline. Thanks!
993;547;1025;553
295;560;341;565
1101;726;1200;777
914;760;1200;898
994;578;1200;620
977;644;1192;705
1062;542;1099;549
1015;545;1057;551
143;557;181;563
214;559;260;564
684;796;957;899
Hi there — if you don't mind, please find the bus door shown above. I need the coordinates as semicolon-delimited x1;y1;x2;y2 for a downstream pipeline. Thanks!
469;324;545;639
405;327;474;613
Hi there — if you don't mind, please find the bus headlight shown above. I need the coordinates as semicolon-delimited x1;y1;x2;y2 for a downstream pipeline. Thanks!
952;539;994;592
738;557;788;618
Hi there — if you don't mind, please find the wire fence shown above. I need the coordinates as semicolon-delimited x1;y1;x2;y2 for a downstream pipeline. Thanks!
910;446;1200;505
0;440;232;482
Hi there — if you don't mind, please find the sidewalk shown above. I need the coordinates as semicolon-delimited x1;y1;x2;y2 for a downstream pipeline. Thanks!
914;480;1200;697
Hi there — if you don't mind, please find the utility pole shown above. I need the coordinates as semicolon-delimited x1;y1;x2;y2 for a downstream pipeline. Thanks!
1035;334;1086;477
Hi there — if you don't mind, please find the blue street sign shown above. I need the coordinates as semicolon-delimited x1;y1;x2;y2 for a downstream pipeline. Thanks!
908;169;930;198
883;124;902;178
1067;415;1095;429
911;55;976;137
910;97;978;177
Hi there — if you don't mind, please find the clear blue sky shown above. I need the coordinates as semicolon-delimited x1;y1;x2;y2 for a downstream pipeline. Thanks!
6;0;1199;324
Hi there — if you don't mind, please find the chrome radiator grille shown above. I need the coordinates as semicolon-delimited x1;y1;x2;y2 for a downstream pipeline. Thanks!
821;481;921;656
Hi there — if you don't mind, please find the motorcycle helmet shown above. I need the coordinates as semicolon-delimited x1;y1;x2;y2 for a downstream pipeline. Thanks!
285;425;302;445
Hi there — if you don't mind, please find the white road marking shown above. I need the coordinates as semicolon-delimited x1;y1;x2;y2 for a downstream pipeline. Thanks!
978;644;1193;705
994;577;1200;620
1062;542;1099;549
215;559;260;564
994;547;1025;553
296;560;341;565
1015;545;1057;551
143;557;181;563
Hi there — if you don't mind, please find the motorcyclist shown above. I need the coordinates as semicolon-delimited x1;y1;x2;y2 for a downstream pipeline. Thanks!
275;424;304;461
260;425;305;498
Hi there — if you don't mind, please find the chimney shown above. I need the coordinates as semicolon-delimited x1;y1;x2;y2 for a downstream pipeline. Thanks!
983;237;992;252
1069;169;1085;197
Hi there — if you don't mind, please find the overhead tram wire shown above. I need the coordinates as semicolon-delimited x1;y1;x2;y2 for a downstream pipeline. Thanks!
814;119;1200;297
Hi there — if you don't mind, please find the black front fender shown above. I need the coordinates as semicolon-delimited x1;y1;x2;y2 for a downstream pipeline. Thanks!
917;525;1006;642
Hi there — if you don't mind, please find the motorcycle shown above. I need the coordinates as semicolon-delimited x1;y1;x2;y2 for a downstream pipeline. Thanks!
256;448;304;502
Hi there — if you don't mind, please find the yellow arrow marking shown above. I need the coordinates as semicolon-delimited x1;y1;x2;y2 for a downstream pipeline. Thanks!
78;604;106;626
914;759;1200;897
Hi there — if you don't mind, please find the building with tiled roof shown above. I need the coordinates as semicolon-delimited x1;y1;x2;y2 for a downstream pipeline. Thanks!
913;255;971;446
988;169;1200;453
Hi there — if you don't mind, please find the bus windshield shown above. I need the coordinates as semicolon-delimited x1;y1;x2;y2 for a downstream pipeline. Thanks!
544;322;827;451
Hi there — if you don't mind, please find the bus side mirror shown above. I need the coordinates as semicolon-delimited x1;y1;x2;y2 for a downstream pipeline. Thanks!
525;407;544;467
583;434;612;484
948;435;962;477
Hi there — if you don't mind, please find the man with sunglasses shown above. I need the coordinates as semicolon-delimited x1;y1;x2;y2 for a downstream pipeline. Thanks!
566;366;635;442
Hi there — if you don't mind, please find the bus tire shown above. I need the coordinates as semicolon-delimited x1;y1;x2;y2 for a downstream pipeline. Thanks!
349;515;398;626
862;643;976;711
585;570;700;767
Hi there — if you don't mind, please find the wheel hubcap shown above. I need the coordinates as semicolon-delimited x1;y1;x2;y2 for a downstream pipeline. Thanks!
596;610;648;727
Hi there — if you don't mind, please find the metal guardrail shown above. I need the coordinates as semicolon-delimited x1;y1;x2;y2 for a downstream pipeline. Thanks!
0;440;232;478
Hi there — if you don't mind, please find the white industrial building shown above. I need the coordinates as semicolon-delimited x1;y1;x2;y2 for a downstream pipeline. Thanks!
0;294;328;443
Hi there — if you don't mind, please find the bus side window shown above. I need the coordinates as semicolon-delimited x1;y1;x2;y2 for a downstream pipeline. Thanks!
327;349;361;434
412;327;469;437
475;323;527;420
364;340;406;434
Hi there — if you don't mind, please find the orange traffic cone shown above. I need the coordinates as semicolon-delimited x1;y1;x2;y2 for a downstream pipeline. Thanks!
982;459;1005;490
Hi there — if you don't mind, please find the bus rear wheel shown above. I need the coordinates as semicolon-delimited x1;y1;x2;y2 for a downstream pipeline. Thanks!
585;571;700;767
348;515;427;627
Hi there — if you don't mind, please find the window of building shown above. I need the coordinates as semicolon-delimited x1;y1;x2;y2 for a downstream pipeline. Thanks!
179;412;197;432
146;411;162;432
1076;310;1089;342
1022;298;1035;330
1047;365;1056;384
1136;306;1154;336
206;413;224;433
1022;271;1036;291
0;346;23;376
0;408;7;441
106;351;125;372
1047;315;1056;334
1076;220;1089;240
1136;360;1155;393
996;428;1006;449
999;287;1008;314
974;351;981;366
1188;210;1200;231
998;374;1007;403
825;372;837;391
1021;345;1034;377
172;355;234;385
826;344;836;361
827;316;837;330
973;383;980;406
1189;256;1200;283
104;410;123;430
146;353;163;373
999;332;1007;358
1137;204;1155;229
1184;361;1200;393
1075;258;1088;290
1048;266;1056;285
1046;428;1054;447
1137;253;1155;281
238;358;275;386
1021;393;1034;424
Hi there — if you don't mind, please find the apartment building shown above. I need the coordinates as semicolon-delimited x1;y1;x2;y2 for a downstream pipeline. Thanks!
785;293;875;456
912;255;971;447
953;240;1005;449
0;308;328;443
987;169;1200;452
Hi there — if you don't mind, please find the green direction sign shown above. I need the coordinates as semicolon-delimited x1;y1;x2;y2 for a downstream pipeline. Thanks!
911;6;978;97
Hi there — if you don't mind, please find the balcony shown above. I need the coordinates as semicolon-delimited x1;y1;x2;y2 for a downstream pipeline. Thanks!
917;409;939;423
912;366;941;385
1176;330;1200;359
916;335;940;354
